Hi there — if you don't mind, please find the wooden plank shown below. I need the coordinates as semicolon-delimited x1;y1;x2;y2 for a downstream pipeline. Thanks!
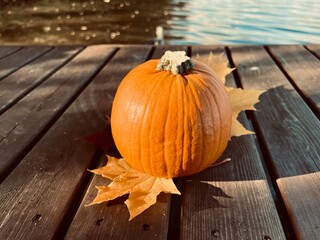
0;46;116;182
0;46;21;59
65;46;188;240
306;44;320;58
0;46;152;240
229;45;320;177
267;45;320;117
151;45;189;59
229;45;320;239
181;46;286;240
0;46;82;115
277;172;320;239
0;47;51;80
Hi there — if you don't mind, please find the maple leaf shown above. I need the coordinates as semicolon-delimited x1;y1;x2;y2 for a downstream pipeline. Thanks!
194;52;234;85
87;156;180;220
227;87;266;137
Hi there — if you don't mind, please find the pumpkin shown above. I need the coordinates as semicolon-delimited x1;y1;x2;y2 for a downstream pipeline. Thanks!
111;51;232;178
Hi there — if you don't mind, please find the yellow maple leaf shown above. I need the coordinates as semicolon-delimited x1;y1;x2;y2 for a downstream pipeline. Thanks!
227;87;266;137
194;52;234;85
87;156;180;220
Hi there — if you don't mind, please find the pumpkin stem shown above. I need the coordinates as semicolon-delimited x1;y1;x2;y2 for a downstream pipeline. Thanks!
156;51;194;75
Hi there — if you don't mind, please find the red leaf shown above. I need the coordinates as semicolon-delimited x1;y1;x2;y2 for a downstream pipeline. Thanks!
83;127;115;151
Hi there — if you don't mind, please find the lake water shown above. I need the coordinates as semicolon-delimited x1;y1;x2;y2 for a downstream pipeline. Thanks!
0;0;320;45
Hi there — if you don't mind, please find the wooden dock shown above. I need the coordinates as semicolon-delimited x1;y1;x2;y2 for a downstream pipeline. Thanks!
0;45;319;240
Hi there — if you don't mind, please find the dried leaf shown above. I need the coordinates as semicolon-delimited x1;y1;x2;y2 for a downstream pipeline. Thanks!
210;158;232;167
231;115;254;137
125;177;181;220
193;52;234;84
87;156;180;220
89;157;133;180
227;87;266;137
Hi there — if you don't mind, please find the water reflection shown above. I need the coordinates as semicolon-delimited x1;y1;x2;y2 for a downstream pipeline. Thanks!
0;0;320;45
0;0;184;45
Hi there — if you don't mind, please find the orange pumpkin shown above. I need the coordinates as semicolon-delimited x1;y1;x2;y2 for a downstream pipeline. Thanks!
111;51;232;178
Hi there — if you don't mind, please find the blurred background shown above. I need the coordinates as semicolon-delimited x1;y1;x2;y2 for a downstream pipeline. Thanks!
0;0;319;45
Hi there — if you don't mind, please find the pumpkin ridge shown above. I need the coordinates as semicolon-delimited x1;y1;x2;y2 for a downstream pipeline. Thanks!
215;84;231;157
206;79;223;164
182;80;193;173
140;74;165;175
188;72;215;172
162;75;176;177
185;76;204;173
131;70;151;172
128;96;137;170
202;82;221;171
191;71;223;171
207;77;231;163
118;84;141;170
176;76;186;176
213;82;223;162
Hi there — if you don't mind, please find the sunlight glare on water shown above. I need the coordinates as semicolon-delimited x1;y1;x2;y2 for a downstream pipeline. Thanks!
0;0;319;45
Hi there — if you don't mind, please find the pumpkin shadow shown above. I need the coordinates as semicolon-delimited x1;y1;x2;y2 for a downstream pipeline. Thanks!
184;179;232;211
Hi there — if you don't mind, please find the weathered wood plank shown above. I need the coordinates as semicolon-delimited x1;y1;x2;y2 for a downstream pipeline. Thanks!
0;46;21;59
0;44;318;240
0;46;152;240
277;172;320;239
0;46;116;182
267;45;320;117
0;46;82;115
151;45;188;59
65;45;188;240
229;45;320;239
229;45;320;177
181;46;286;240
305;44;320;58
0;46;51;80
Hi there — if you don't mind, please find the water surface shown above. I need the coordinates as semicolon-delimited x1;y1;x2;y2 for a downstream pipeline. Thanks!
0;0;319;45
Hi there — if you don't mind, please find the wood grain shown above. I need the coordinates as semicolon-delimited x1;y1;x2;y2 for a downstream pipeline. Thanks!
229;45;320;240
229;45;320;177
0;46;21;59
0;46;51;80
0;46;115;182
0;46;82;115
277;172;320;239
181;46;286;240
306;44;320;58
0;45;123;240
267;45;320;117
